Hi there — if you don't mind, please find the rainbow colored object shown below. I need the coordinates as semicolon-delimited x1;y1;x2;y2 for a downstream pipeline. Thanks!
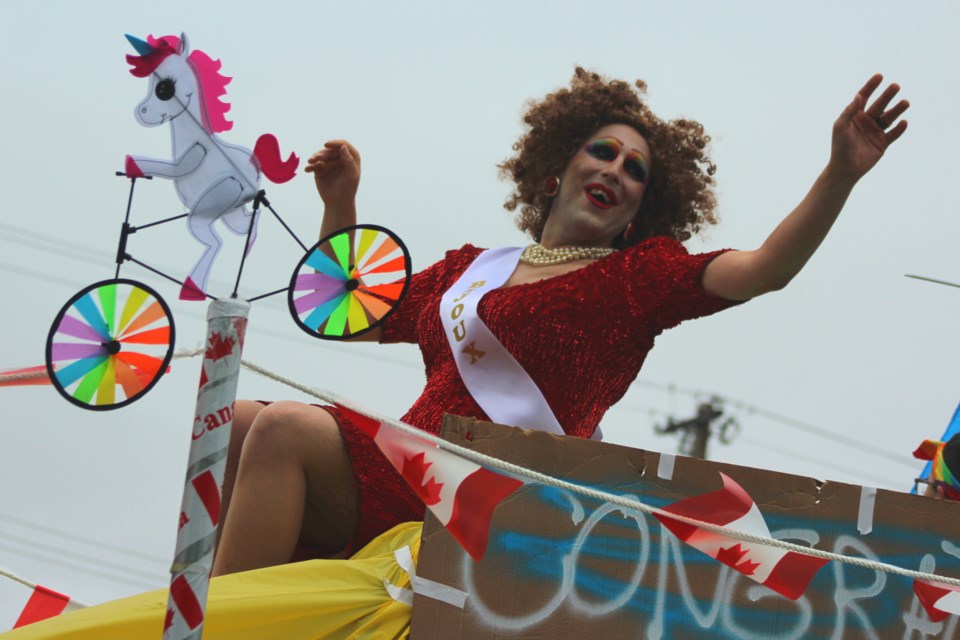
289;225;410;340
45;279;175;410
914;438;960;500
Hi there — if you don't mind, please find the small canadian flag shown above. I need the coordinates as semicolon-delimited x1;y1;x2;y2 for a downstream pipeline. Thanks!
914;579;960;622
654;472;829;600
6;583;84;629
338;406;523;560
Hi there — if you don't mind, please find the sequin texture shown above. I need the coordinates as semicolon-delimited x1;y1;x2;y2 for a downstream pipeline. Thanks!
334;236;741;552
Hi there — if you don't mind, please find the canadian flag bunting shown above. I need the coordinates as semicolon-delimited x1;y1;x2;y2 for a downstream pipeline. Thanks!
914;580;960;622
654;472;828;600
11;584;83;629
337;406;523;560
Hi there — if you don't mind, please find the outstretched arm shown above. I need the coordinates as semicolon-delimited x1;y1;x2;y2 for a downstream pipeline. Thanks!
702;75;910;301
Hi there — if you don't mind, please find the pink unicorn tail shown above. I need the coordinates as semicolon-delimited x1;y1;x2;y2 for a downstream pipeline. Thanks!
253;134;299;184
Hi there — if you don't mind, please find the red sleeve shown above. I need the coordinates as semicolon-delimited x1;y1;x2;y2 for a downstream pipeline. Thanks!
622;236;743;331
379;244;484;344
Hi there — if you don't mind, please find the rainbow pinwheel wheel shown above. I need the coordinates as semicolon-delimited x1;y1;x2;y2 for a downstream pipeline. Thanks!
45;279;175;410
289;225;411;340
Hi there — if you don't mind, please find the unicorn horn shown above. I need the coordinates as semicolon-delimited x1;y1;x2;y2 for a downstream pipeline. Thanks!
125;34;155;56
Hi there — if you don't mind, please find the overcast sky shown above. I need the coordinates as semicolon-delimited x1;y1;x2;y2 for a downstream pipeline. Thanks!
1;0;958;622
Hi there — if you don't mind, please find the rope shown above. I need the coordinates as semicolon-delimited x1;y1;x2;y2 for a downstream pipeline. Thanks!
0;348;203;384
4;350;959;591
235;355;960;589
173;347;205;359
0;369;49;384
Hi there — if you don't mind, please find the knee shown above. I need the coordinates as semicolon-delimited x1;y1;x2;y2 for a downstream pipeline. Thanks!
233;400;265;435
229;400;265;462
243;401;339;459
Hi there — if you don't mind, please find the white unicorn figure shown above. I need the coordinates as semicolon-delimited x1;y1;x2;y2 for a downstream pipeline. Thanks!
124;33;298;300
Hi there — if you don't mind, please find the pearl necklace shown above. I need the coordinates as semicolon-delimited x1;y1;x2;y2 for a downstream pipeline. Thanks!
519;243;614;266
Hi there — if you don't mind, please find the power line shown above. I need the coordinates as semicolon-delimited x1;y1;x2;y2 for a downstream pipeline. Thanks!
736;435;897;487
0;260;90;291
0;541;159;591
748;404;916;468
0;221;112;260
628;379;915;468
0;261;418;379
0;529;162;583
0;234;109;269
632;400;900;484
905;274;960;289
0;232;247;300
0;514;167;566
0;220;281;304
1;221;918;470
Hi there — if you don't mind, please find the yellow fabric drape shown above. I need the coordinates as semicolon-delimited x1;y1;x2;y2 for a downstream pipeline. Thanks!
3;522;423;640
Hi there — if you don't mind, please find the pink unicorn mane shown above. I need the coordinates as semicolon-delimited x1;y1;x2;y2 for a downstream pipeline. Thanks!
126;34;233;134
187;50;233;133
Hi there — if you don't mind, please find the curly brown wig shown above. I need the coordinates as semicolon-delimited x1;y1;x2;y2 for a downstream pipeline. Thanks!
499;67;718;246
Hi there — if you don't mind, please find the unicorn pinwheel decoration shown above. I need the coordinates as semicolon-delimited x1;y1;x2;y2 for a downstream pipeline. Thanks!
124;33;299;300
10;32;414;635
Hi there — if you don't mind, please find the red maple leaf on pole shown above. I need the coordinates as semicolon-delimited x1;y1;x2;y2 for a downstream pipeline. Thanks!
716;543;761;576
205;332;236;361
401;452;444;505
232;318;248;348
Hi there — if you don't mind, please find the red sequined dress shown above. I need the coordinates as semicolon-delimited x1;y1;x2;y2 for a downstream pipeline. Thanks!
331;237;740;552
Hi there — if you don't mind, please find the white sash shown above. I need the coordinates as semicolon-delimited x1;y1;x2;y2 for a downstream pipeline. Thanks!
439;247;602;441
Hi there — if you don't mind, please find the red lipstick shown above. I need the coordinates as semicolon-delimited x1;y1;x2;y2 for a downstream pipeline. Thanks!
584;183;618;209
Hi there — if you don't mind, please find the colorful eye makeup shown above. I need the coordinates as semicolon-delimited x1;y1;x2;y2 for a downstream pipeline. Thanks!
584;137;648;183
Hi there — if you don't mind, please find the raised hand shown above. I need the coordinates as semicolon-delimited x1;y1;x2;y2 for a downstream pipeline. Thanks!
305;140;362;211
830;74;909;181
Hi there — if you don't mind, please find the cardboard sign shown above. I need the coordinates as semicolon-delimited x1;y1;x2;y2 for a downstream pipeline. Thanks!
411;416;960;639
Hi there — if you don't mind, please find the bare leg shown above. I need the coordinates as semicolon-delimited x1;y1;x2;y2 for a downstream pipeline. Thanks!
212;401;357;576
214;400;264;552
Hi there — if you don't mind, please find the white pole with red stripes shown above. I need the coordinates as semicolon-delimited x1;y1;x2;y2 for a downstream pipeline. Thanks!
164;299;249;640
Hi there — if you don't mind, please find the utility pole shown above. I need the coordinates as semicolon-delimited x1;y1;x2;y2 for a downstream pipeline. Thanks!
656;397;738;459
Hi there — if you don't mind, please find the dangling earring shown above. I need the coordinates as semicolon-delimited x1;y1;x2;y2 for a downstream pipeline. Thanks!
622;221;637;243
544;176;560;197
